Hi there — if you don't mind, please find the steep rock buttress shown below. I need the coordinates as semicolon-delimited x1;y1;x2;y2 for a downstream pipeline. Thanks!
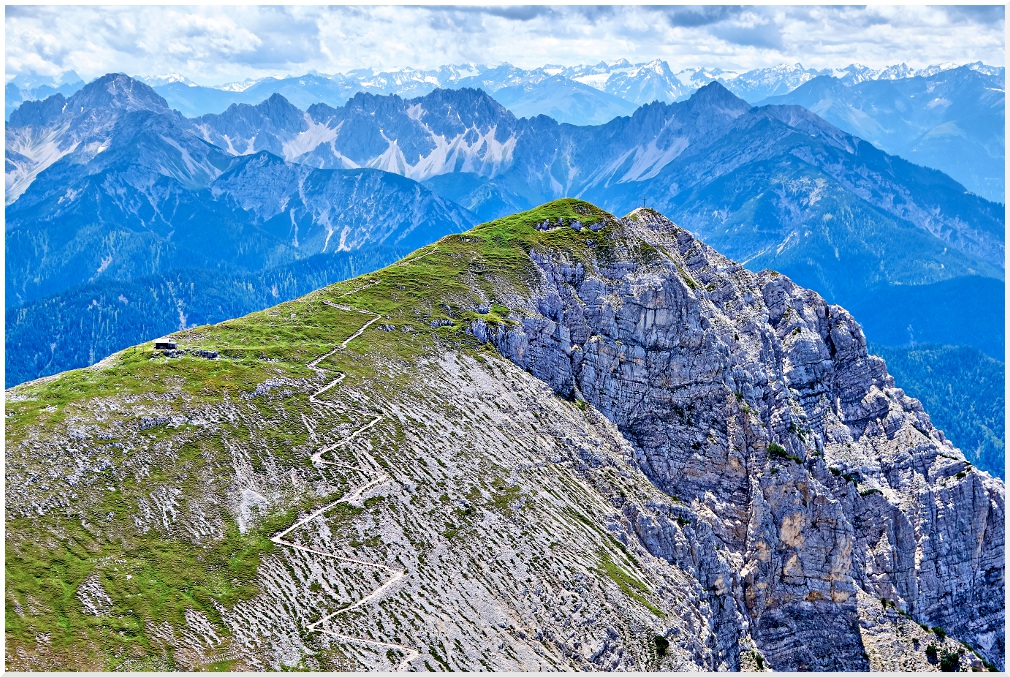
471;207;1004;670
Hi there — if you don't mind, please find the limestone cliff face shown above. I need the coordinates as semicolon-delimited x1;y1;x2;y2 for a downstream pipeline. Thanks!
472;208;1004;670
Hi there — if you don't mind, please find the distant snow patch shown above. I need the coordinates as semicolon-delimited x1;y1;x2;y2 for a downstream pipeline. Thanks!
281;115;340;161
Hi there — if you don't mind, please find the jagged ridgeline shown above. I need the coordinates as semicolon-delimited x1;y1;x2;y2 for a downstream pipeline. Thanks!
5;200;1003;671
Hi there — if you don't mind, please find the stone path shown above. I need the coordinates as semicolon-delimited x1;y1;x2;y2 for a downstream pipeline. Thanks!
271;286;418;671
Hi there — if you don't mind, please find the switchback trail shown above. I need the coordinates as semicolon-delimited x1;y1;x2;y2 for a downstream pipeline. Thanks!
271;285;418;671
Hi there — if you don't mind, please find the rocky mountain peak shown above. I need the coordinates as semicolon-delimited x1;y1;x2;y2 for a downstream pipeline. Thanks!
466;200;1004;670
71;72;169;115
344;88;406;112
259;92;300;112
685;80;752;114
641;59;674;75
414;86;515;122
213;92;306;130
7;73;168;131
6;92;69;128
788;74;848;98
4;197;1003;670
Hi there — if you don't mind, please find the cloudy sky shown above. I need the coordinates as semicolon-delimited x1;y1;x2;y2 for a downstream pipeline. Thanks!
6;4;1005;85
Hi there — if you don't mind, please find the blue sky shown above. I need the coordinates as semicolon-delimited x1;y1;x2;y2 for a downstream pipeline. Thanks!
5;4;1005;86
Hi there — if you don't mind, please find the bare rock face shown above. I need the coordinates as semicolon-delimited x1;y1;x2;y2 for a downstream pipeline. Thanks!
473;208;1004;670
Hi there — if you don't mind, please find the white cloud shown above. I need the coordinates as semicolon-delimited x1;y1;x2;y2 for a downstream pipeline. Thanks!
5;5;1005;85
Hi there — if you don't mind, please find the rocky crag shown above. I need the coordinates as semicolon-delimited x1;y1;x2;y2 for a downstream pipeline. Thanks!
474;205;1004;670
5;200;1002;671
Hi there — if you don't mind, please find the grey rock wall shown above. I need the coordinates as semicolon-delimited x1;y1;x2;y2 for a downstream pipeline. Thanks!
473;208;1004;670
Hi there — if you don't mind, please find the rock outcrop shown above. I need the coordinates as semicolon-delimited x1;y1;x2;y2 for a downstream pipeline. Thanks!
473;207;1005;670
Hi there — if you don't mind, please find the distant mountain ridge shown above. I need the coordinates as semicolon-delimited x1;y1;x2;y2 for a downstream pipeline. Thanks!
4;70;84;120
9;75;1003;329
10;61;1002;203
762;65;1005;203
188;82;1004;286
10;58;1001;120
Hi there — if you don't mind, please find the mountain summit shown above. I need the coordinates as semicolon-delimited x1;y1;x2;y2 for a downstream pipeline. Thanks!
684;80;750;110
5;73;178;203
6;200;1002;671
70;72;169;114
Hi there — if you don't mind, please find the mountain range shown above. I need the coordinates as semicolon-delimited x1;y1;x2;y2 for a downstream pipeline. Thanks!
5;75;474;308
10;59;1002;202
4;70;85;120
10;61;1001;120
5;200;1003;671
763;65;1005;203
5;73;1004;480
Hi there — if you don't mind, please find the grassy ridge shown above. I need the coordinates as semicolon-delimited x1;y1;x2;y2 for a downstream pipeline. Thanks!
5;199;625;669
